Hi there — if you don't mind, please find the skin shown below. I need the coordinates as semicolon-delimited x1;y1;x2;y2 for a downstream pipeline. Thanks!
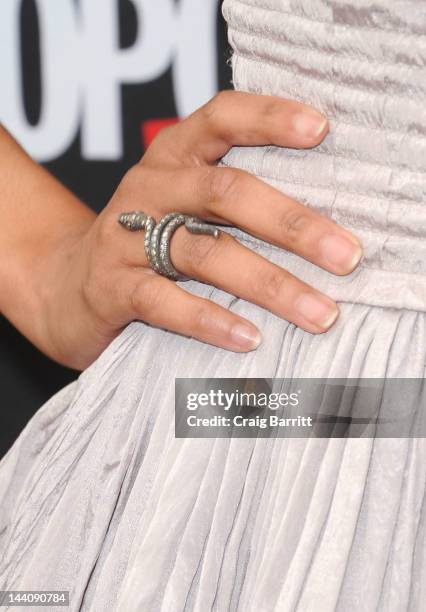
0;91;363;371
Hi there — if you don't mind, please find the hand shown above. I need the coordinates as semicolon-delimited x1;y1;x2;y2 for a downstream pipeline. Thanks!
43;91;363;369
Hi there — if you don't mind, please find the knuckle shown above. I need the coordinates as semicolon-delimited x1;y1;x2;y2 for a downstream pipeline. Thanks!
202;167;245;210
81;273;100;309
81;263;117;314
202;91;232;123
96;212;119;245
263;98;285;120
201;91;235;138
148;124;178;151
113;165;162;213
256;269;289;302
277;208;311;244
192;302;213;334
132;275;163;319
155;124;177;141
121;164;151;194
181;233;220;272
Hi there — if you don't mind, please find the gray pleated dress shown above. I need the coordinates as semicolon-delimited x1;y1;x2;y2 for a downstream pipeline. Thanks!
1;1;425;610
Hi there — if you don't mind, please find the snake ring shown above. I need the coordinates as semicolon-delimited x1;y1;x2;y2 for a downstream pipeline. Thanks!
118;211;221;281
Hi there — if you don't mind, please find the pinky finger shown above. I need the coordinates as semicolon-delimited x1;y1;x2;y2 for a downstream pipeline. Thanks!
128;271;262;352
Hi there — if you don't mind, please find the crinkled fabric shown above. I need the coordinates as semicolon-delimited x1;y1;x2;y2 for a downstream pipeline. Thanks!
1;310;426;612
1;1;426;611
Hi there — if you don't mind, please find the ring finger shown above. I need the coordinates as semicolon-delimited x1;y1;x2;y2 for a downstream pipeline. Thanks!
171;229;340;334
127;165;362;277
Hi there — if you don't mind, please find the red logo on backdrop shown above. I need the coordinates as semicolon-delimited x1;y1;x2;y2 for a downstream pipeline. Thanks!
141;118;180;149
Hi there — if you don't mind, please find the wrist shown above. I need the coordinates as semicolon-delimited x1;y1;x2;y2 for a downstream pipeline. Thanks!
36;217;97;367
0;212;96;368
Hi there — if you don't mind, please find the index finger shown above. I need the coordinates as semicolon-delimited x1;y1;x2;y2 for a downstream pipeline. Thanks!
144;91;329;167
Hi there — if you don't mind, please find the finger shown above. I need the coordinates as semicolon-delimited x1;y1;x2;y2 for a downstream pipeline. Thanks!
122;166;362;276
202;167;363;276
144;91;329;167
171;230;340;334
127;270;262;352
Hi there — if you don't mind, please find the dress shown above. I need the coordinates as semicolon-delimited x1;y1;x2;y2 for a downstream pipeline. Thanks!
1;1;425;610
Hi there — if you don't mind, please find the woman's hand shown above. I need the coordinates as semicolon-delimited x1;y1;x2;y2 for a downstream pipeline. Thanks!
0;92;363;370
42;92;363;369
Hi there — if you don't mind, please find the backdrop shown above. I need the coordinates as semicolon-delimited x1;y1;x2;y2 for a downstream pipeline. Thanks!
0;0;231;456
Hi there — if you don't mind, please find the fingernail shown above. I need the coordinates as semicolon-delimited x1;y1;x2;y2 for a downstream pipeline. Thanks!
231;323;262;351
296;293;339;329
293;110;328;139
319;234;363;272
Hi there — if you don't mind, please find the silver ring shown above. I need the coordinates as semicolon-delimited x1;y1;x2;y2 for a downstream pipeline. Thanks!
118;211;220;281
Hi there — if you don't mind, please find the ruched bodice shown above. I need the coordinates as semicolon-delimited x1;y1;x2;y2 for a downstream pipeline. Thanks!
222;0;426;311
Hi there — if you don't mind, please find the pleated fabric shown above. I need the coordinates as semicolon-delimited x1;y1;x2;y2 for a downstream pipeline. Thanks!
1;299;425;611
1;1;426;610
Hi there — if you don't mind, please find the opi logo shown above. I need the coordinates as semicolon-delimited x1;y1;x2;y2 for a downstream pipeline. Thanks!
0;0;220;161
